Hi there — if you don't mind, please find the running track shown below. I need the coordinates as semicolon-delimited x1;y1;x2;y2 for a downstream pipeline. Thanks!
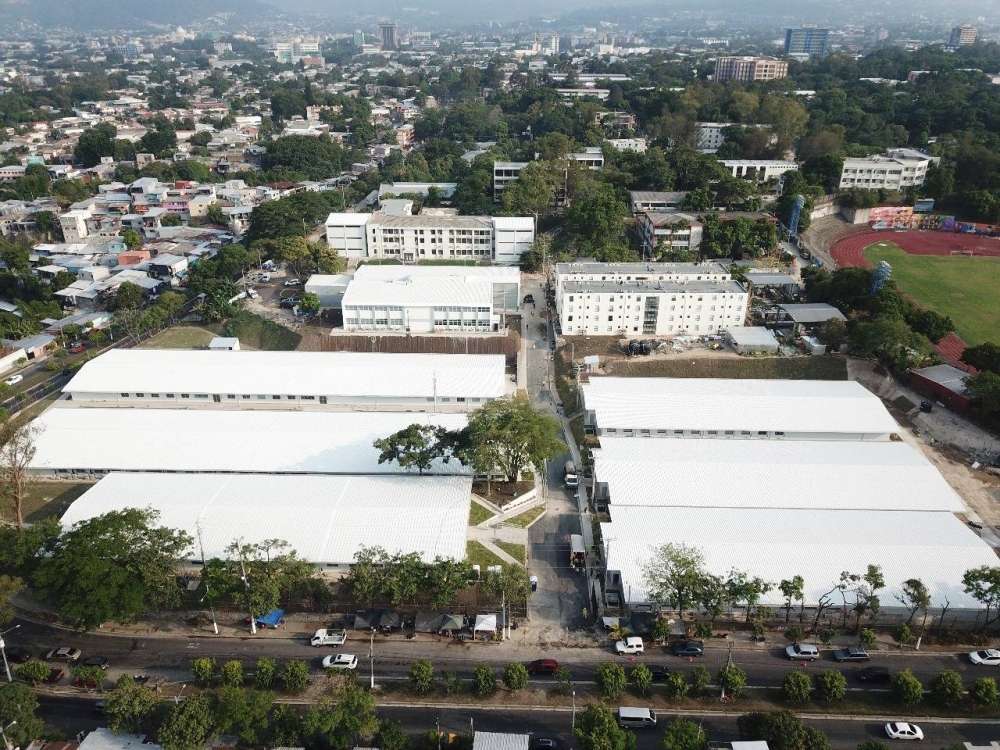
829;229;1000;366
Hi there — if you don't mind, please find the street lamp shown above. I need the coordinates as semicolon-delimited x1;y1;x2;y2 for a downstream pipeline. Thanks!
1;720;17;750
0;625;21;683
369;629;375;690
571;690;576;731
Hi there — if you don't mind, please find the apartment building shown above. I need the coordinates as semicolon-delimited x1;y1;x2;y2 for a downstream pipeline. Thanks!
720;159;799;184
493;151;604;201
714;56;789;83
784;27;830;56
634;212;704;255
696;122;730;152
839;148;941;191
950;25;978;46
554;262;746;337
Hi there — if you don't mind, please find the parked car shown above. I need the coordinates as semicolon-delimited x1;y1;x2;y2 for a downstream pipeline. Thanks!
44;668;65;683
68;342;86;353
44;647;82;662
311;629;347;647
523;294;535;305
529;740;558;750
785;643;820;661
279;299;297;309
970;649;1000;666
322;653;358;670
856;666;891;684
261;273;272;283
670;641;704;657
884;723;923;741
4;374;23;386
73;675;102;689
284;278;301;287
4;647;31;664
528;659;559;675
647;665;671;682
83;656;110;670
615;637;644;655
832;647;870;662
93;701;106;714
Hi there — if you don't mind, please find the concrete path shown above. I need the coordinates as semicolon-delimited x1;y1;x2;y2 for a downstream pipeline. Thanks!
466;528;522;565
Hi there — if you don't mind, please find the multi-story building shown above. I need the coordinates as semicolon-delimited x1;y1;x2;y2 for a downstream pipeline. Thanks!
784;27;830;56
379;23;398;50
714;56;788;83
635;213;704;256
271;38;320;64
325;212;535;264
59;209;92;242
493;151;603;201
838;148;941;191
950;24;978;46
629;191;688;214
554;262;747;337
720;159;799;185
695;122;730;152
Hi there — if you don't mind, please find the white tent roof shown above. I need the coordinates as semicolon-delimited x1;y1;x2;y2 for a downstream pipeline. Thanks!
582;377;899;435
61;472;472;564
473;613;498;632
602;505;998;610
63;350;506;400
594;438;964;512
29;408;470;475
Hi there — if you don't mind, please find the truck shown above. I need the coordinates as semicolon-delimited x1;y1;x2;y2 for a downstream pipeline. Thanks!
570;534;586;571
310;628;347;647
563;460;579;488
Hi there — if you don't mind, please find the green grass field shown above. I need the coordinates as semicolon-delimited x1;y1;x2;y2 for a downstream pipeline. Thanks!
863;242;1000;346
139;326;217;349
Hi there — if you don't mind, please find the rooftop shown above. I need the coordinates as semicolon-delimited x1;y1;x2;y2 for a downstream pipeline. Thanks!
912;364;972;396
355;265;519;283
343;277;493;307
780;303;848;323
369;213;493;230
556;262;729;277
561;279;746;295
726;326;780;346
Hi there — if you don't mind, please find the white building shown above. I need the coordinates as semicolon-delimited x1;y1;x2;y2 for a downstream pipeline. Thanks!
493;161;530;201
634;212;703;255
325;213;371;257
62;350;508;409
838;148;941;191
581;377;899;440
605;138;647;153
696;122;730;152
59;209;91;242
304;273;351;309
492;217;535;264
61;472;472;568
629;191;688;214
720;159;798;184
554;262;746;337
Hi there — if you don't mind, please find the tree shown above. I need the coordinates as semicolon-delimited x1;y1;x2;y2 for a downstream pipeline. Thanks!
719;665;748;698
374;424;456;475
596;662;627;700
221;659;244;688
34;508;193;630
816;319;848;350
690;666;711;694
813;670;847;701
0;684;42;748
16;660;50;685
191;657;217;686
893;624;913;647
779;576;805;624
105;673;160;734
966;372;1000;417
961;342;1000;374
782;671;812;704
473;663;496;698
654;719;703;750
501;162;555;217
574;705;635;750
254;657;278;689
642;542;707;612
894;579;931;627
280;659;310;693
858;628;876;647
907;309;953;343
726;570;773;623
375;720;412;750
970;677;1000;707
121;229;142;249
410;659;435;695
159;693;218;750
111;281;145;311
857;743;890;750
737;710;830;750
503;662;529;692
629;664;653;696
566;182;628;244
215;686;273;747
206;204;227;226
203;538;315;619
75;122;118;167
962;566;1000;631
304;684;378;750
892;669;924;707
0;418;41;529
459;394;565;483
161;214;183;227
929;669;965;708
663;671;690;699
298;292;320;315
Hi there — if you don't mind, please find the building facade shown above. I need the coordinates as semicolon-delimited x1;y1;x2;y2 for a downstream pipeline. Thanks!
784;27;830;56
950;24;978;46
635;212;703;255
719;159;799;184
714;56;788;83
839;148;940;191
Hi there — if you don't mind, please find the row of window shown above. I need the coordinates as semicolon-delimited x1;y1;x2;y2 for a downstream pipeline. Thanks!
117;392;483;403
604;428;786;436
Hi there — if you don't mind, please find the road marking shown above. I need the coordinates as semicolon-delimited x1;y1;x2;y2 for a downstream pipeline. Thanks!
186;643;199;649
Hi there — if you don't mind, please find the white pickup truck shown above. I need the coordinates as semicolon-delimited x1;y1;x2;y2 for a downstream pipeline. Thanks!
310;628;347;647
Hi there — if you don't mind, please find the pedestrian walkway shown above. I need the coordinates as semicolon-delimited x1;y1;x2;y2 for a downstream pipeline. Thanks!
466;528;523;566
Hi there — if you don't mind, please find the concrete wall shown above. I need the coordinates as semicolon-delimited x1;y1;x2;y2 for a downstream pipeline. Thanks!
839;206;872;225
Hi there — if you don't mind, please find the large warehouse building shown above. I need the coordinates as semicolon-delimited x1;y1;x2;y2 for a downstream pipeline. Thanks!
63;350;508;409
28;408;470;479
60;472;472;568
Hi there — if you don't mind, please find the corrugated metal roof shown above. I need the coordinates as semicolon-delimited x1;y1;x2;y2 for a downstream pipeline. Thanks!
594;438;964;512
355;265;519;282
726;327;779;346
779;303;847;323
583;378;899;435
602;506;998;610
62;472;472;564
342;278;493;307
492;216;535;230
473;733;529;750
63;350;506;400
30;408;470;475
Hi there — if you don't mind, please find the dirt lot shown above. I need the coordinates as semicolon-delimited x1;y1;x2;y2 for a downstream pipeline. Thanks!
20;481;95;523
604;353;848;380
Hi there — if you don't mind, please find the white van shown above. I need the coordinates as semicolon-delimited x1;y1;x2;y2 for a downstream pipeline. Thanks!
617;707;657;729
615;636;644;655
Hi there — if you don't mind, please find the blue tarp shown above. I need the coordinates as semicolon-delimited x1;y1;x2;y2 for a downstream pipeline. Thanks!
256;609;284;628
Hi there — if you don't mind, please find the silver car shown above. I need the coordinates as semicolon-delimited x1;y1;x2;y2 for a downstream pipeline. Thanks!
785;643;820;661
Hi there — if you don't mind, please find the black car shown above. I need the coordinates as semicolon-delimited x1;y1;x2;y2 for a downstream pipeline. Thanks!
832;647;870;663
523;294;535;305
4;647;31;664
856;666;891;683
670;640;705;657
83;656;110;670
648;665;671;682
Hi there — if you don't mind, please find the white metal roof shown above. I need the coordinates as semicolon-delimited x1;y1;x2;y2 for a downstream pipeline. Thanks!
602;505;998;610
594;438;964;512
582;378;899;435
63;350;506;400
491;216;535;230
29;408;470;475
79;728;161;750
62;472;472;564
342;277;493;307
725;326;779;347
354;265;520;282
474;733;529;750
325;212;372;227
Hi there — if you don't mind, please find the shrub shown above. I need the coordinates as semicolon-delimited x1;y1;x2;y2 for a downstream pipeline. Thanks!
650;618;672;641
813;670;848;701
280;659;310;693
929;669;965;708
410;659;435;695
893;624;913;647
695;622;712;639
254;657;277;689
663;671;690;699
718;665;747;698
892;669;923;707
858;742;891;750
858;628;876;648
629;664;653;696
785;625;805;642
690;666;711;694
553;666;572;695
819;628;838;645
502;663;529;692
782;671;812;704
595;662;627;700
17;660;51;684
190;656;216;686
220;660;244;688
473;664;496;698
970;677;999;707
440;669;464;696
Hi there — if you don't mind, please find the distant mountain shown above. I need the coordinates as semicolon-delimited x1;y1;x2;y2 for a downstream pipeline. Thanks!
0;0;286;29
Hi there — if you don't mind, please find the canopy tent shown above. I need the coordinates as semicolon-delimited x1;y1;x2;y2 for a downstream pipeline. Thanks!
255;609;284;628
379;611;404;630
440;614;465;631
414;612;445;633
473;614;498;633
354;611;380;630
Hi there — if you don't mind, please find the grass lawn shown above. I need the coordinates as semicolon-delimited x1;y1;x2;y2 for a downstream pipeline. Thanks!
19;481;95;523
504;504;546;528
223;311;300;351
611;355;848;380
495;540;526;563
466;540;506;568
469;501;496;526
139;326;217;349
864;242;1000;346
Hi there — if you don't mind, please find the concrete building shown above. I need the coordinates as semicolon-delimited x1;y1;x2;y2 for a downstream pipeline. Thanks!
304;273;352;309
950;24;978;46
839;148;941;191
554;262;747;337
629;191;688;214
493;162;528;201
785;27;830;56
635;212;703;255
714;56;788;83
909;364;973;412
325;213;371;258
726;326;779;354
380;23;398;50
720;159;799;184
59;209;91;242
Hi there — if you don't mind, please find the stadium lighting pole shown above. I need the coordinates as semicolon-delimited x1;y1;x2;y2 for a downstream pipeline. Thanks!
0;625;21;683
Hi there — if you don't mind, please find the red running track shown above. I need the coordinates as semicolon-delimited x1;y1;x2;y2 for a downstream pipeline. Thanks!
828;229;1000;367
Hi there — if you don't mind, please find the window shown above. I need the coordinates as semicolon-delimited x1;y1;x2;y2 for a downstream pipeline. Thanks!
136;393;144;397
166;394;174;398
272;395;281;400
181;393;190;399
758;431;768;436
120;393;129;397
195;394;208;399
303;395;315;400
227;394;236;400
724;430;735;435
150;393;159;398
287;395;296;400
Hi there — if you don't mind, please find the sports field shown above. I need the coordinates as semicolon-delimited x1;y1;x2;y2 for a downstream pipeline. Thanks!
863;242;1000;347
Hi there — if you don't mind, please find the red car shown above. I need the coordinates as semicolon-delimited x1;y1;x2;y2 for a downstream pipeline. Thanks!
68;343;86;353
72;676;102;689
527;658;559;675
45;668;65;684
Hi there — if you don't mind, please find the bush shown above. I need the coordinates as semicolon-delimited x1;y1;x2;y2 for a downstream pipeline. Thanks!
254;657;277;689
220;660;244;688
553;666;572;695
629;664;653;696
695;622;712;639
858;628;876;647
650;618;672;642
473;664;496;698
718;665;747;698
690;666;711;694
782;671;812;704
892;669;923;707
813;670;848;701
440;669;464;696
929;669;965;708
502;663;529;692
663;671;690;699
17;660;51;684
410;659;435;695
191;656;216;686
785;625;805;642
858;742;891;750
970;677;999;707
893;624;913;647
595;662;627;700
819;628;838;645
280;659;310;693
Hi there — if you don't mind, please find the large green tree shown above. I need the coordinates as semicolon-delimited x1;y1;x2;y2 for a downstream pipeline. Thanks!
105;674;161;734
642;542;707;612
0;684;43;748
566;182;628;244
203;538;315;617
661;718;707;750
737;710;829;750
574;705;635;750
159;693;218;750
374;424;457;475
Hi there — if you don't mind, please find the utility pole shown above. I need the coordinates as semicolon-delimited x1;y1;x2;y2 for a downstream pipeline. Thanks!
196;523;219;634
235;540;256;635
0;625;19;683
369;629;375;690
1;720;16;750
571;690;576;731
